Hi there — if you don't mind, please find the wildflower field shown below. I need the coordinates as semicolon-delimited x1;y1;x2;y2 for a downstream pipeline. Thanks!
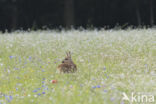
0;29;156;104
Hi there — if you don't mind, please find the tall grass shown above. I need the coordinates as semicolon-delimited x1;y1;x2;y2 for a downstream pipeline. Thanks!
0;29;156;104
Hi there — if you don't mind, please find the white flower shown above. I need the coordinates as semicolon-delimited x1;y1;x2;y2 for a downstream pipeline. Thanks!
49;97;52;100
8;69;10;73
0;63;3;66
34;95;37;97
28;94;31;97
120;73;125;79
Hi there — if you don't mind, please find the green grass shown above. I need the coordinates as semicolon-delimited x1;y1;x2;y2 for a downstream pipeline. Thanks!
0;29;156;104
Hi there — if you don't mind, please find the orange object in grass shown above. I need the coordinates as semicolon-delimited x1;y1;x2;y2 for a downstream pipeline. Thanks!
52;80;57;83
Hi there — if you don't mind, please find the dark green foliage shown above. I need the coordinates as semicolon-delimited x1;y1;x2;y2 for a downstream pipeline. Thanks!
0;0;155;31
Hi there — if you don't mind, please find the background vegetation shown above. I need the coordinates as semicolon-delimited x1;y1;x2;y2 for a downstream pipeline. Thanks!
0;0;156;31
0;29;155;104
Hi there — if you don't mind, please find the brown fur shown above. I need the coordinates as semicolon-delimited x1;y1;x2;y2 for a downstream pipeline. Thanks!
57;51;77;73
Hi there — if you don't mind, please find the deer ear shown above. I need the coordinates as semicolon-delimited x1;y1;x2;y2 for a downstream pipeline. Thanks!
66;51;69;57
68;51;72;57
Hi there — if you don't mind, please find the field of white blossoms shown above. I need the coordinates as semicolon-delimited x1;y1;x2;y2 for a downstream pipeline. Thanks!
0;29;156;104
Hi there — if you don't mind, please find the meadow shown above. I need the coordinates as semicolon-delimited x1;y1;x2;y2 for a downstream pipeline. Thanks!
0;29;156;104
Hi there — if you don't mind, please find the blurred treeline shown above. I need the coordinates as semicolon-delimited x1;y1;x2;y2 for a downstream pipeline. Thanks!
0;0;155;31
